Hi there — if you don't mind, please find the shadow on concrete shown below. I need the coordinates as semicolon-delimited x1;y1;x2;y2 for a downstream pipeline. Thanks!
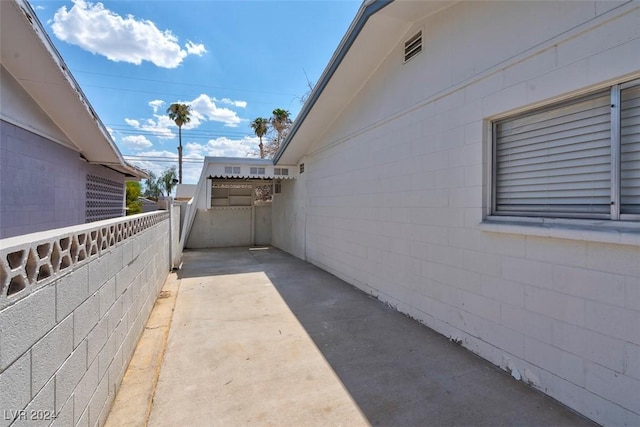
177;247;595;426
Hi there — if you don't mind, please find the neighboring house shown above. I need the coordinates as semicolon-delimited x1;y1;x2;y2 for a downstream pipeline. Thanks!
138;197;159;213
188;1;640;425
0;0;146;239
184;157;295;248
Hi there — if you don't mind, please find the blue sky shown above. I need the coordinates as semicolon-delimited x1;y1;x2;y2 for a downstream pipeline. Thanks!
30;0;361;183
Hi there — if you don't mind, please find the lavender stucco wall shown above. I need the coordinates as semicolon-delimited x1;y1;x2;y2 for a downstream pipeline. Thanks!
0;120;126;239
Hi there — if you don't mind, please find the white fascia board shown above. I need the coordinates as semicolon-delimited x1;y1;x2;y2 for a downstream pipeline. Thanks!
0;0;143;178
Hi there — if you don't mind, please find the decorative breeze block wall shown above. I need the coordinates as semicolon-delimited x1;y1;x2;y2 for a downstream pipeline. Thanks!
0;211;171;427
85;174;125;223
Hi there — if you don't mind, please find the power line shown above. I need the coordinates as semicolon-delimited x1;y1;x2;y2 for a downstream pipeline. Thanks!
124;157;204;164
82;84;282;104
74;69;299;97
107;125;253;139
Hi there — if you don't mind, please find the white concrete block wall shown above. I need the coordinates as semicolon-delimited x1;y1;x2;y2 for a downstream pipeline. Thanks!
274;2;640;425
186;208;252;248
0;211;171;427
272;171;307;259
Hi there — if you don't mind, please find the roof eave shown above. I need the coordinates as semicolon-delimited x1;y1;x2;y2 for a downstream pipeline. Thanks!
1;0;141;178
273;0;394;164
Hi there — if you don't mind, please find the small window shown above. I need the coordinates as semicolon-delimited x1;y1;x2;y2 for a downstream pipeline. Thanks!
250;167;257;175
233;166;240;174
274;181;282;194
299;163;305;174
225;166;240;174
258;167;265;175
274;167;288;176
491;78;640;221
404;30;422;63
224;166;232;174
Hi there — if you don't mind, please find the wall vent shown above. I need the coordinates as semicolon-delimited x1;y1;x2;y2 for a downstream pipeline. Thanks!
404;30;422;63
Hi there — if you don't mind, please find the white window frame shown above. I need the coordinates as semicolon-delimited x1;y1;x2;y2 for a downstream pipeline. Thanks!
488;78;640;224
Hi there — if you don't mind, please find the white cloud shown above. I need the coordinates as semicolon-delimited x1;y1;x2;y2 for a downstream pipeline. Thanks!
122;135;153;150
207;136;259;158
184;142;205;155
51;0;207;69
35;5;46;10
218;98;247;108
125;115;174;139
124;135;258;185
125;150;203;185
190;94;242;127
185;41;207;56
148;100;164;113
182;136;259;159
125;95;244;149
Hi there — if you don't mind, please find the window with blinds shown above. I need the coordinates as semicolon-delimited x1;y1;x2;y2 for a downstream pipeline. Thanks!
493;79;640;221
621;84;640;215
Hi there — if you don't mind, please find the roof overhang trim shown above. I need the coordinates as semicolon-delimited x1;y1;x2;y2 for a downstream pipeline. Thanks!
0;0;146;179
273;0;394;164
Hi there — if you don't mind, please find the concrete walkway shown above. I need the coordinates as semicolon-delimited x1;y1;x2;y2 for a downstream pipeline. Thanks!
110;247;596;426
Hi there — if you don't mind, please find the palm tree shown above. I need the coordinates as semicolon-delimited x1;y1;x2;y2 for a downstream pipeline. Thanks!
166;103;191;183
270;108;291;151
250;118;269;158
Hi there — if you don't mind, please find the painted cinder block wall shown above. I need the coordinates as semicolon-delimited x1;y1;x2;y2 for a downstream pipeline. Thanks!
0;121;127;239
186;206;272;248
272;167;307;260
273;2;640;425
0;68;127;239
0;211;171;426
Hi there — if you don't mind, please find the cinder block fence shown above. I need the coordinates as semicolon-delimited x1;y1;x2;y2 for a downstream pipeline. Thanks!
0;211;174;426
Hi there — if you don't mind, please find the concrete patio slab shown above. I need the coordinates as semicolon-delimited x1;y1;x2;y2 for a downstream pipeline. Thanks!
115;247;597;426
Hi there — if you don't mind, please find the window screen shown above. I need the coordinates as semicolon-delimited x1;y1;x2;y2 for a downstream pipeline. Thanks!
621;84;640;215
495;91;611;217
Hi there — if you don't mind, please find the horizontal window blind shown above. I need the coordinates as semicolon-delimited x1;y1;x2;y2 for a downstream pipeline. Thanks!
621;84;640;215
495;91;611;216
